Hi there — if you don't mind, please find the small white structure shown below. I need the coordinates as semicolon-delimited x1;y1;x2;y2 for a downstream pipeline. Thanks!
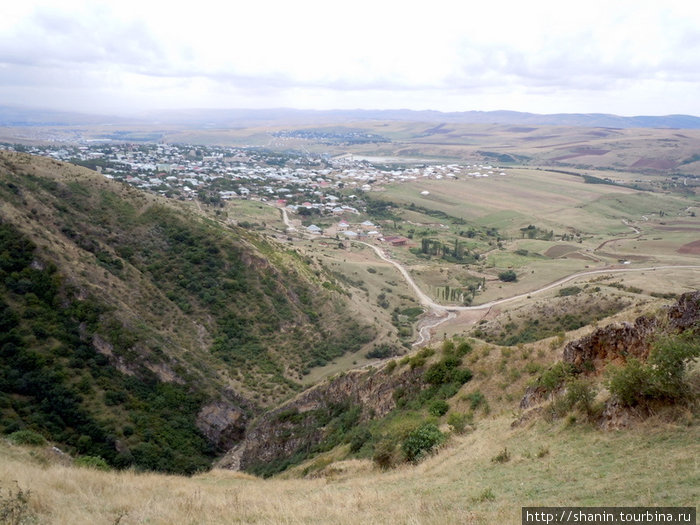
420;190;430;195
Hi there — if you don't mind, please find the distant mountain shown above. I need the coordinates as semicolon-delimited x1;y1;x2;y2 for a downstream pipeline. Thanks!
0;105;129;126
136;108;700;129
2;105;699;129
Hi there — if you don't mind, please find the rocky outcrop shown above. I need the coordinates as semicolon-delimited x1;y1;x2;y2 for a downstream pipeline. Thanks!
218;365;424;471
518;291;699;423
562;291;700;374
562;316;658;372
196;400;250;451
667;290;700;330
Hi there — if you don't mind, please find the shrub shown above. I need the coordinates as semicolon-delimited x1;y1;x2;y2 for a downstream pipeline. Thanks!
558;286;582;297
498;270;517;282
537;362;574;393
455;340;473;357
429;400;449;417
365;343;399;359
349;428;372;453
75;455;111;471
606;359;655;406
401;423;445;462
447;412;472;434
424;357;471;387
607;331;700;406
7;430;46;447
491;447;510;463
551;377;598;417
474;488;496;502
441;339;455;354
373;439;398;469
648;331;700;401
564;378;597;414
465;391;486;410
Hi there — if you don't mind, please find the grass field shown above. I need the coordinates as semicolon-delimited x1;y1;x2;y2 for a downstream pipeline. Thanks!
362;168;698;307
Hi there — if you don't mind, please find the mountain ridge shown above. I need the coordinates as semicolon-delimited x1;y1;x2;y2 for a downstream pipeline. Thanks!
2;105;700;129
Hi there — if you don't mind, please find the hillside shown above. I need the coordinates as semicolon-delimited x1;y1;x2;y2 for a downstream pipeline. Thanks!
210;292;698;478
0;151;374;473
1;294;697;524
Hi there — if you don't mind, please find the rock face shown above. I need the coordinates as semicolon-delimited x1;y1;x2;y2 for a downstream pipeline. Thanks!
519;291;700;417
218;365;424;471
562;291;700;374
667;290;700;330
196;395;252;451
562;316;659;372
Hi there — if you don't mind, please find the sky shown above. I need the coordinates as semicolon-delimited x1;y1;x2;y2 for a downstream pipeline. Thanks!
1;0;699;116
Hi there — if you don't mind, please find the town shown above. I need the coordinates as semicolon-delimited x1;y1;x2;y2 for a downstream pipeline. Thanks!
1;141;505;232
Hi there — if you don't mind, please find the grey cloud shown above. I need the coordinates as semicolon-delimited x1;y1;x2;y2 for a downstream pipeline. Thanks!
0;7;165;71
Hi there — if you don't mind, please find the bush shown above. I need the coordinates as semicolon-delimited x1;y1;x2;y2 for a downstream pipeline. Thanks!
366;343;401;360
441;340;455;354
7;430;46;447
401;422;445;462
558;286;582;297
455;340;473;357
537;362;574;393
491;447;510;463
607;331;700;406
373;439;398;469
429;400;449;417
447;412;472;434
464;391;486;410
498;270;517;282
75;455;111;471
606;359;652;406
564;378;597;414
551;378;598;417
349;428;372;453
648;331;700;401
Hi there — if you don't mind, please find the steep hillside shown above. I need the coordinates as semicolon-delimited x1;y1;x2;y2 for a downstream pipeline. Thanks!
0;151;373;473
1;295;694;524
215;293;698;479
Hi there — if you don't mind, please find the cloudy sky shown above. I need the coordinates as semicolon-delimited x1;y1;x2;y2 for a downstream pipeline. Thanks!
1;0;699;116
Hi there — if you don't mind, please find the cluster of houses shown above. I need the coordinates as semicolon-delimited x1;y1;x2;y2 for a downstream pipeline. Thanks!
2;143;505;227
304;219;412;247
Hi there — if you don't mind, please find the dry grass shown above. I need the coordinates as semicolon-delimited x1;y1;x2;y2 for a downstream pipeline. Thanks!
3;412;697;525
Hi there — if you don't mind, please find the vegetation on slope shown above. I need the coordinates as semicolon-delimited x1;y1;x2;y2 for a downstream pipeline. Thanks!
0;151;374;473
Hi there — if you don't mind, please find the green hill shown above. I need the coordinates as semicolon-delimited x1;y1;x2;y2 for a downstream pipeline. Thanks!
0;151;373;473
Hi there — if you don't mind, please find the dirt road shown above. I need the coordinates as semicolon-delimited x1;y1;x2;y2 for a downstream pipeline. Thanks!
356;241;700;345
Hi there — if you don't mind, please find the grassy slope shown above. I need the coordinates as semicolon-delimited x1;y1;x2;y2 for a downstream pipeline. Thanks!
2;415;696;524
0;151;374;473
5;301;696;522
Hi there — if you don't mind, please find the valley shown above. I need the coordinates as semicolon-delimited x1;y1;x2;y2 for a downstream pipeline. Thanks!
0;117;698;524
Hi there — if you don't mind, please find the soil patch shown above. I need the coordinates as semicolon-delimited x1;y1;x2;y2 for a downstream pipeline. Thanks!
544;244;581;258
678;239;700;255
631;158;677;169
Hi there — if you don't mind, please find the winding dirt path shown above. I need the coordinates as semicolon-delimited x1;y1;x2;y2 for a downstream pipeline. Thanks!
266;207;698;347
355;241;700;345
